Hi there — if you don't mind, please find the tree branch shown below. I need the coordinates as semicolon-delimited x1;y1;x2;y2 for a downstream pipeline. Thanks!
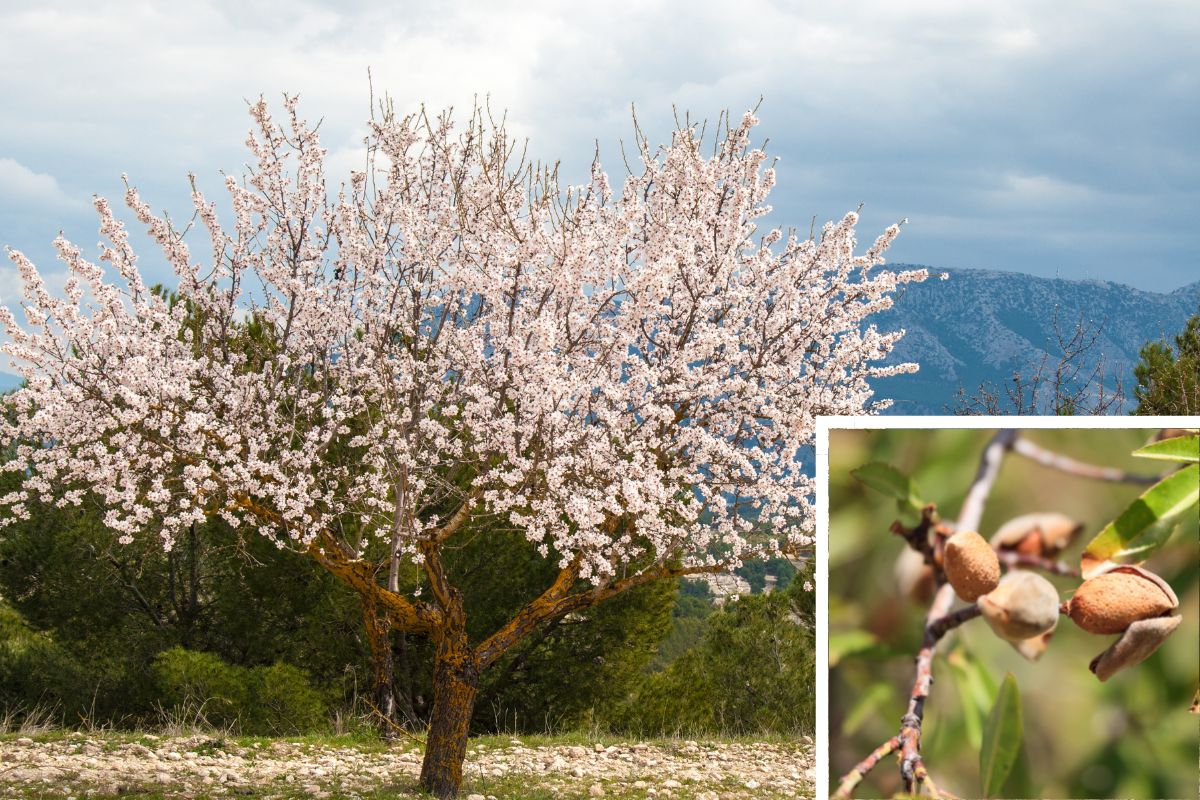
892;429;1013;797
958;429;1017;532
898;599;981;792
308;531;441;634
430;488;482;544
1012;438;1160;484
833;736;900;799
475;560;723;669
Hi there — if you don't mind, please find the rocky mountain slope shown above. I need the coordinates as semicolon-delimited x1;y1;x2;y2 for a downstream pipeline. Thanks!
871;267;1200;414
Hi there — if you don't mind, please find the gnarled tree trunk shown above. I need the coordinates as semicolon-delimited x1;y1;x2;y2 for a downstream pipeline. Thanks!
418;602;479;798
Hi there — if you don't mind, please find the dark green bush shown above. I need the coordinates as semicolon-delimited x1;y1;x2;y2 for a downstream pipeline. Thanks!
611;563;815;736
249;662;329;734
0;602;91;721
151;647;329;734
151;646;248;729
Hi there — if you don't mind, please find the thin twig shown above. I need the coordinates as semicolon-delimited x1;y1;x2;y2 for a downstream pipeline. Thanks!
833;735;901;799
1012;438;1160;484
363;698;428;747
895;429;1015;795
898;600;981;791
958;429;1017;532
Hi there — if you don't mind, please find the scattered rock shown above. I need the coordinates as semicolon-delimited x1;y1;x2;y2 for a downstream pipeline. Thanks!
0;734;814;798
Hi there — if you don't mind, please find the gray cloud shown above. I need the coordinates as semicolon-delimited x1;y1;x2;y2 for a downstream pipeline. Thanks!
0;0;1195;297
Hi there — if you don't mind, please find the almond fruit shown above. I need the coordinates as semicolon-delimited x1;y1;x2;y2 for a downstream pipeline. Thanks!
943;530;1000;602
978;572;1060;643
990;512;1082;558
1090;615;1181;681
1067;566;1178;635
894;547;936;604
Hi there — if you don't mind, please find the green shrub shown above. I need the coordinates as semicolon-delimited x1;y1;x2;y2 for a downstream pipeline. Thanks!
611;563;815;736
151;646;329;734
249;662;328;734
0;602;91;721
151;646;248;729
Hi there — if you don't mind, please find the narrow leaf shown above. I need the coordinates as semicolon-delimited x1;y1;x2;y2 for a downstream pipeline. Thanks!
850;462;924;516
841;681;893;736
828;631;878;667
946;648;995;751
1133;434;1199;463
828;630;905;666
980;673;1022;799
1081;463;1200;579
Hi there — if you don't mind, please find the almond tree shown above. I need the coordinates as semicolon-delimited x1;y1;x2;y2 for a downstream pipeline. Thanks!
1;96;926;797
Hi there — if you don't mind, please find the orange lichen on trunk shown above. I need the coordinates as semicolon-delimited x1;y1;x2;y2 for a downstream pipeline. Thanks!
418;587;479;798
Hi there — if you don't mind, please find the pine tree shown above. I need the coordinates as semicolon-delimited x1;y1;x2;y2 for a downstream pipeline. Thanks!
1133;312;1200;415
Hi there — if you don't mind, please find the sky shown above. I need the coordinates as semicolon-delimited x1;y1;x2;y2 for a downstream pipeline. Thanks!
0;0;1197;315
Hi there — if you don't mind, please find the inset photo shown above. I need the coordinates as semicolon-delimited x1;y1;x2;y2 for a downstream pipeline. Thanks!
824;424;1198;800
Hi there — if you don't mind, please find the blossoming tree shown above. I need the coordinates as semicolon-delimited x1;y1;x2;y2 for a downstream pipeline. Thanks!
1;96;926;797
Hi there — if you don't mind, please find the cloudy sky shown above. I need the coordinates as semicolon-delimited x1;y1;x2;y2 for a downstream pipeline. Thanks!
1;0;1197;311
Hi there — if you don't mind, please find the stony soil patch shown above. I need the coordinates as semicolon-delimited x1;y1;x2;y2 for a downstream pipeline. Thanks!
0;733;814;799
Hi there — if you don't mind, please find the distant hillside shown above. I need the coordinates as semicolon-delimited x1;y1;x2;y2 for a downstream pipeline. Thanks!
0;372;21;393
872;267;1200;414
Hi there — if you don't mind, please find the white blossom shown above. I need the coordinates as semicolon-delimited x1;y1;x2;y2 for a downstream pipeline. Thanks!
1;97;927;584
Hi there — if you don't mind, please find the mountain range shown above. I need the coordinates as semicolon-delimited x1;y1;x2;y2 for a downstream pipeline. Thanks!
871;267;1200;414
2;268;1197;413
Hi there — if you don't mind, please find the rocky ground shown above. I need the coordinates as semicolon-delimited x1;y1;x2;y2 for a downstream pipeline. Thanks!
0;733;815;799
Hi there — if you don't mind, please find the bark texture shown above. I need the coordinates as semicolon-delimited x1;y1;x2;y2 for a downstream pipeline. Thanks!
419;600;479;798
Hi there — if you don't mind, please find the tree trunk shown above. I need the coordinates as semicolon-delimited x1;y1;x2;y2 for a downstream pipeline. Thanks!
395;631;419;724
361;596;400;735
418;624;479;798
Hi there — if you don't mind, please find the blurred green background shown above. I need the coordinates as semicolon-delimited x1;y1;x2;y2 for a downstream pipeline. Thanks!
828;428;1199;800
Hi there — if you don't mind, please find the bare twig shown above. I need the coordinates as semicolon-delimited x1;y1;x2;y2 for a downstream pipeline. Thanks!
898;600;982;792
952;309;1126;415
958;429;1017;532
895;429;1014;796
1012;438;1160;484
833;736;901;799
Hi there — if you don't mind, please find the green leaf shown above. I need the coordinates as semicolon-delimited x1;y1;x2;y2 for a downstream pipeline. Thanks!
828;630;878;667
841;681;893;736
946;648;996;751
980;673;1023;799
1082;463;1200;579
828;630;906;666
850;462;924;517
1133;433;1199;463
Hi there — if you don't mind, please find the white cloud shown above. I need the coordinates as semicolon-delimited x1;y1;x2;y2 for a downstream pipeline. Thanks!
0;0;1195;291
993;172;1098;205
0;158;84;212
